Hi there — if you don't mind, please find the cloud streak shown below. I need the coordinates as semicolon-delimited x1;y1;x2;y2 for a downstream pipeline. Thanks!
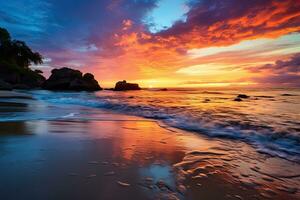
247;53;300;86
247;53;300;74
1;0;299;87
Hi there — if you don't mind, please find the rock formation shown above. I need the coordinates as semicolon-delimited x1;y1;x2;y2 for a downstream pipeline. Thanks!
43;67;102;91
114;80;141;91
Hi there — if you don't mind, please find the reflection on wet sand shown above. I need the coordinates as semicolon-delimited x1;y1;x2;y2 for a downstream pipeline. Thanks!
0;119;299;200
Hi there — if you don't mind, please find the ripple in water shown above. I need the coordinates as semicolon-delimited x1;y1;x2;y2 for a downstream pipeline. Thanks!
23;88;300;163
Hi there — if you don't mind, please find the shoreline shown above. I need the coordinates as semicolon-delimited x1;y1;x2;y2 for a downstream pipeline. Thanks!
0;119;299;199
0;90;299;199
2;88;298;164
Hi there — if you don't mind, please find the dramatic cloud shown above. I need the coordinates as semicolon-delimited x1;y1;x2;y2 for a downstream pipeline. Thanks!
88;0;300;84
247;53;300;86
156;0;300;48
0;0;53;43
247;53;300;74
252;74;300;87
1;0;299;87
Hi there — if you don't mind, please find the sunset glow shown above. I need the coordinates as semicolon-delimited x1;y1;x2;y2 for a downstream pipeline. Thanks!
1;1;300;199
1;0;299;87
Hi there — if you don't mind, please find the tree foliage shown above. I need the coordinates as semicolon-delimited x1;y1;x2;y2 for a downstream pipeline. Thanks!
0;27;11;43
0;27;43;68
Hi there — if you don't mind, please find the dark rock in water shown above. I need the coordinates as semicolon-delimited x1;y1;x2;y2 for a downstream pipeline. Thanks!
114;80;141;91
203;98;210;103
43;67;102;91
0;79;12;90
254;95;274;99
237;94;249;98
281;93;296;96
234;97;243;102
82;73;94;81
82;73;101;91
104;88;114;90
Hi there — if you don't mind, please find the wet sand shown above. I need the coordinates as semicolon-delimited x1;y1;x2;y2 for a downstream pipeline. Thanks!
0;118;299;200
0;91;299;199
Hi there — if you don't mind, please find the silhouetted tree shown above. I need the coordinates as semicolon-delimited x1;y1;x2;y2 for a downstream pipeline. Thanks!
0;27;43;68
0;27;11;43
0;27;45;88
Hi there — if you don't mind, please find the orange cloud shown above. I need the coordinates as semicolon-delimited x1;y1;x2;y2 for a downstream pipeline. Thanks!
86;0;300;87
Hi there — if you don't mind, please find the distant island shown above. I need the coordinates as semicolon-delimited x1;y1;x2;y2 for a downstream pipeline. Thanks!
0;27;140;91
114;80;141;91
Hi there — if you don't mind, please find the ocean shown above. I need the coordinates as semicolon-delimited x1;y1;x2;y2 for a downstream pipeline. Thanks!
1;88;300;163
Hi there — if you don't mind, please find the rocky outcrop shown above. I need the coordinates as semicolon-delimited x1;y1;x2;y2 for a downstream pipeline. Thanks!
237;94;250;99
234;94;250;101
43;67;102;91
114;80;141;91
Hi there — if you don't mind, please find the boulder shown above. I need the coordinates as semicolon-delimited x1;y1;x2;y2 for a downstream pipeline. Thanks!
82;73;102;91
237;94;249;99
0;79;12;90
114;80;141;91
69;79;86;90
203;98;210;103
43;67;102;91
281;93;296;96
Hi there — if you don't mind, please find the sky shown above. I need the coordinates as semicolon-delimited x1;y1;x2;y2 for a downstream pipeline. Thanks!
0;0;300;88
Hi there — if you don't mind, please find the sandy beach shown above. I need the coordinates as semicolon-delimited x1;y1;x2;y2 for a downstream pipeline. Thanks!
0;91;299;200
1;1;300;199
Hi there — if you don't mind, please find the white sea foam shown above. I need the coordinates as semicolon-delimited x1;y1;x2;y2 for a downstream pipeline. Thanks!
8;89;300;162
